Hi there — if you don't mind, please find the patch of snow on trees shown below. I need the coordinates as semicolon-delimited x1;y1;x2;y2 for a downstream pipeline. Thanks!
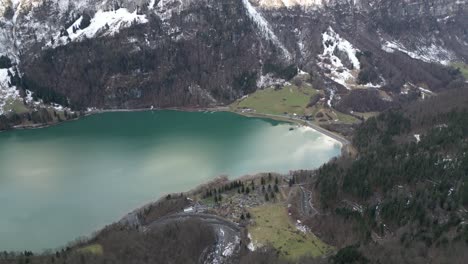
382;41;455;65
0;67;20;115
318;27;361;89
256;73;286;88
247;233;257;251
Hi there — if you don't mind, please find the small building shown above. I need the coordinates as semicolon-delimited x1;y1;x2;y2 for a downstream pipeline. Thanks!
183;207;194;213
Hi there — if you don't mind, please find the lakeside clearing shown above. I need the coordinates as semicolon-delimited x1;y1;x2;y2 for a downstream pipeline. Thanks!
231;84;318;116
230;84;359;125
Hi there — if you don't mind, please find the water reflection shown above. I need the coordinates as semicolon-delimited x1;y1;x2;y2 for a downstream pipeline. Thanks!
0;111;341;251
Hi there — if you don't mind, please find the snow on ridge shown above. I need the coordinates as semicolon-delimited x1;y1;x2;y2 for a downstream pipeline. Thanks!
382;40;455;65
242;0;292;61
47;8;149;48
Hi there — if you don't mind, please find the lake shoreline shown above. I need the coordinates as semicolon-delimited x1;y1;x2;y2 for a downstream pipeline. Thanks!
0;107;347;253
4;105;353;164
5;106;350;148
4;106;230;132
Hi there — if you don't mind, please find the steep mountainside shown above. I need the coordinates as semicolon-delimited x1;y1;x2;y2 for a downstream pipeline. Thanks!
0;0;467;114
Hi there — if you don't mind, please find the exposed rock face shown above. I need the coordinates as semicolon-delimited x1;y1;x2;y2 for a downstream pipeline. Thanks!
0;0;467;111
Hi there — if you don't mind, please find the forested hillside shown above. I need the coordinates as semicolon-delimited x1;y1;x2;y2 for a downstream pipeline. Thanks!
310;88;468;263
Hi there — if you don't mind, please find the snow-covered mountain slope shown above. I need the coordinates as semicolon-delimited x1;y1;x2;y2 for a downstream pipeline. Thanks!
0;0;466;115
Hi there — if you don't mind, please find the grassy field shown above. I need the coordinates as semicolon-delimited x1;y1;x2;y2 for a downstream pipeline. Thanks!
452;62;468;79
231;85;318;116
77;244;104;255
248;204;333;260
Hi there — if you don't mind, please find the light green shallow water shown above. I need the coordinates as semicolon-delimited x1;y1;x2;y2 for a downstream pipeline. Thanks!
0;110;341;251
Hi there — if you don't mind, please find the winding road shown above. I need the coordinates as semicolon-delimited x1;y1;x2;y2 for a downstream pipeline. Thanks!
145;213;242;264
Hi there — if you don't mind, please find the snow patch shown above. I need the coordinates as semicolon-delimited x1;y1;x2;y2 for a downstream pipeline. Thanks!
149;0;156;10
25;90;34;104
0;67;21;115
47;8;148;48
296;221;311;234
256;73;286;88
381;41;455;65
318;27;361;89
448;187;454;197
222;236;240;257
183;206;194;213
327;89;335;107
247;233;257;251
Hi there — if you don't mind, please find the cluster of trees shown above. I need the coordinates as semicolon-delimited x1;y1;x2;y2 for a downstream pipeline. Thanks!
288;175;298;187
0;219;216;264
0;55;12;69
2;5;14;20
335;89;395;114
262;63;298;81
331;245;368;264
240;212;251;220
261;174;280;202
356;51;380;86
203;180;246;203
20;75;70;107
353;110;411;151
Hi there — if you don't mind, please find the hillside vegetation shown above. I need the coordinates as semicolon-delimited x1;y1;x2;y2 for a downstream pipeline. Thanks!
309;88;468;263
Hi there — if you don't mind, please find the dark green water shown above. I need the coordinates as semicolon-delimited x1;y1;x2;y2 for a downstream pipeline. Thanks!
0;111;341;251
